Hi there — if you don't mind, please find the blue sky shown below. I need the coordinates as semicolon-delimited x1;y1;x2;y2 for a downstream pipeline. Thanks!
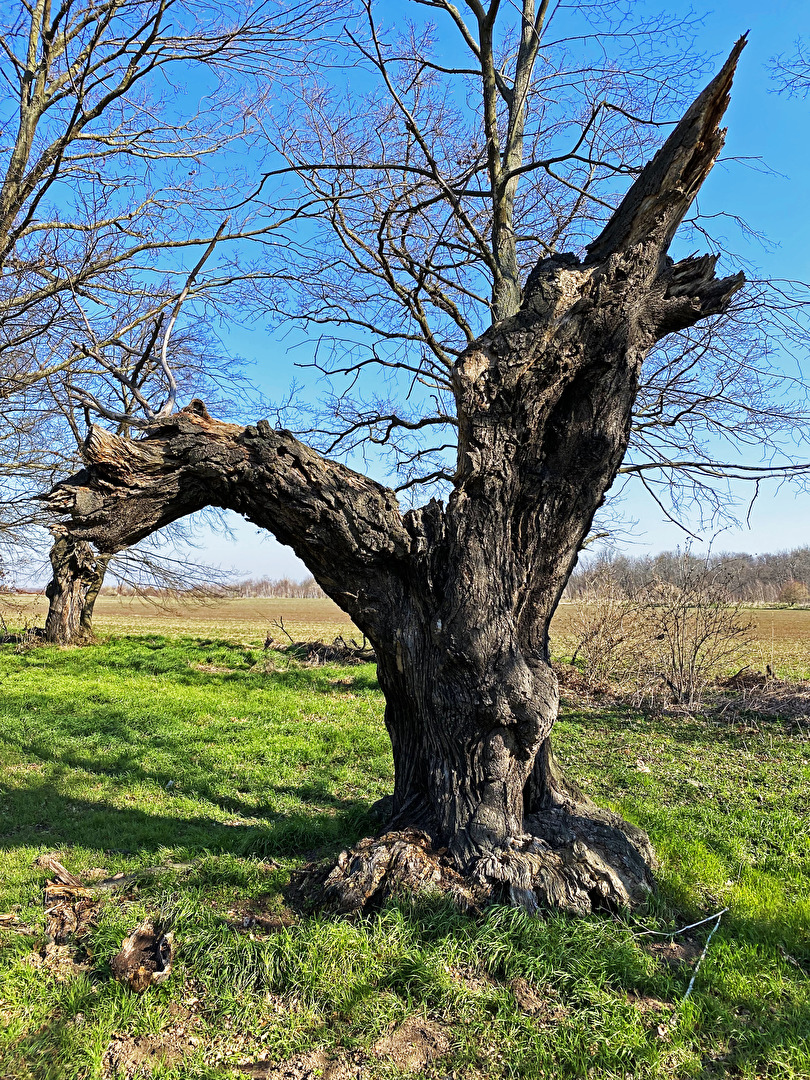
152;1;810;583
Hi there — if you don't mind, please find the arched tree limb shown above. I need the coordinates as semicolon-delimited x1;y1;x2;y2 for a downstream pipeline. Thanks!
47;400;412;639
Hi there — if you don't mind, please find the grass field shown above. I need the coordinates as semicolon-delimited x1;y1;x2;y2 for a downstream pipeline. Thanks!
1;595;357;647
5;595;810;676
0;611;808;1078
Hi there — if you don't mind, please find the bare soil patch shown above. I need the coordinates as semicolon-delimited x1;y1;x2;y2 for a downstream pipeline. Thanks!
449;965;497;995
101;1024;201;1078
24;942;91;982
626;991;670;1015
371;1015;451;1071
510;977;570;1024
240;1050;367;1080
642;938;703;966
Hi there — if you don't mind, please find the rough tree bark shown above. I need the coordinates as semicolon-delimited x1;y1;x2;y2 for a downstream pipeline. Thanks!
44;43;746;913
44;533;109;644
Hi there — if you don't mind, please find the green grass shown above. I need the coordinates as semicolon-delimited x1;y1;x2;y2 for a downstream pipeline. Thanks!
0;635;808;1079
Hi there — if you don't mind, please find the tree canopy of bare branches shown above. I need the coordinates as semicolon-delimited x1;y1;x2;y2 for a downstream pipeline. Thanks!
245;2;810;525
771;37;810;97
0;0;343;573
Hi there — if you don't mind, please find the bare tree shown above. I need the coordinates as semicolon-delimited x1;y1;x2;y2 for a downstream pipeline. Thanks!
243;3;809;529
47;7;754;914
0;0;305;396
0;0;342;618
771;38;810;97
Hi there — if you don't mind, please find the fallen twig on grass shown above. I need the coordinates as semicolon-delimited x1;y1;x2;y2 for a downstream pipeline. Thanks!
628;906;729;1037
677;908;727;1011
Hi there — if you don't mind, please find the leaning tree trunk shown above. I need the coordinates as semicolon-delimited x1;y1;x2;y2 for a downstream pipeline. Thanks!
79;551;110;636
44;533;109;645
44;43;745;913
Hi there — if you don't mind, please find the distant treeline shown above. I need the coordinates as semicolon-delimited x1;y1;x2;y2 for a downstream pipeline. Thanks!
225;575;326;599
96;553;810;605
566;547;810;604
98;575;327;599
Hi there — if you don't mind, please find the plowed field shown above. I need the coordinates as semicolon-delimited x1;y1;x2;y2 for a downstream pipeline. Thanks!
5;594;809;674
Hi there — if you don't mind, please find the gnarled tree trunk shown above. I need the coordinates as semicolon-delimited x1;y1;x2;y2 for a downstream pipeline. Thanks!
44;44;745;913
44;533;109;645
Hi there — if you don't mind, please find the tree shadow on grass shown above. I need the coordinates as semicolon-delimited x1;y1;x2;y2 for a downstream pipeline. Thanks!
0;782;377;861
0;684;391;819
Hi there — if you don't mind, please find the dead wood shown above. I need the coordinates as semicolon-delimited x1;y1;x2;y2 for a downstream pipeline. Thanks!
0;912;37;936
33;853;84;887
110;920;174;992
266;636;376;666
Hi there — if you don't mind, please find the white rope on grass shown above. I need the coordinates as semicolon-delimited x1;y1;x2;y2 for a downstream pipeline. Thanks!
632;907;729;939
625;907;730;1033
668;907;728;1030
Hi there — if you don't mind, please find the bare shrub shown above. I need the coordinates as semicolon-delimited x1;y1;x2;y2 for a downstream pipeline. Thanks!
637;558;753;706
568;569;646;688
566;554;753;706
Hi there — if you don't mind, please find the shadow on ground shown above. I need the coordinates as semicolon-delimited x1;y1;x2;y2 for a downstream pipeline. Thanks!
0;783;378;861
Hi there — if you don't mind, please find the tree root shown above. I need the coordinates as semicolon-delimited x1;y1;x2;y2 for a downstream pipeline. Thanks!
291;808;656;917
477;805;657;916
289;829;483;914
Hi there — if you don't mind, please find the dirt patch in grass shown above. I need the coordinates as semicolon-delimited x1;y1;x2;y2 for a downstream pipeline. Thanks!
101;998;206;1078
24;942;91;982
240;1049;367;1080
626;991;670;1014
224;900;296;934
101;1025;201;1078
449;965;497;995
510;977;570;1024
371;1015;450;1071
642;938;703;966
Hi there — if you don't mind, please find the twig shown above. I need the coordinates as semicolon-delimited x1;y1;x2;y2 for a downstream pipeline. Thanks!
272;616;295;644
157;219;229;417
668;908;728;1029
632;908;729;938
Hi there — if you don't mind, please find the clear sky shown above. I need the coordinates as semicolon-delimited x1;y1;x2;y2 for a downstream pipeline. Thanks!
123;1;810;584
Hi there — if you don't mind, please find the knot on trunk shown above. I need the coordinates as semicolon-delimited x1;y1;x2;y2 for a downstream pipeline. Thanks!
180;398;211;419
